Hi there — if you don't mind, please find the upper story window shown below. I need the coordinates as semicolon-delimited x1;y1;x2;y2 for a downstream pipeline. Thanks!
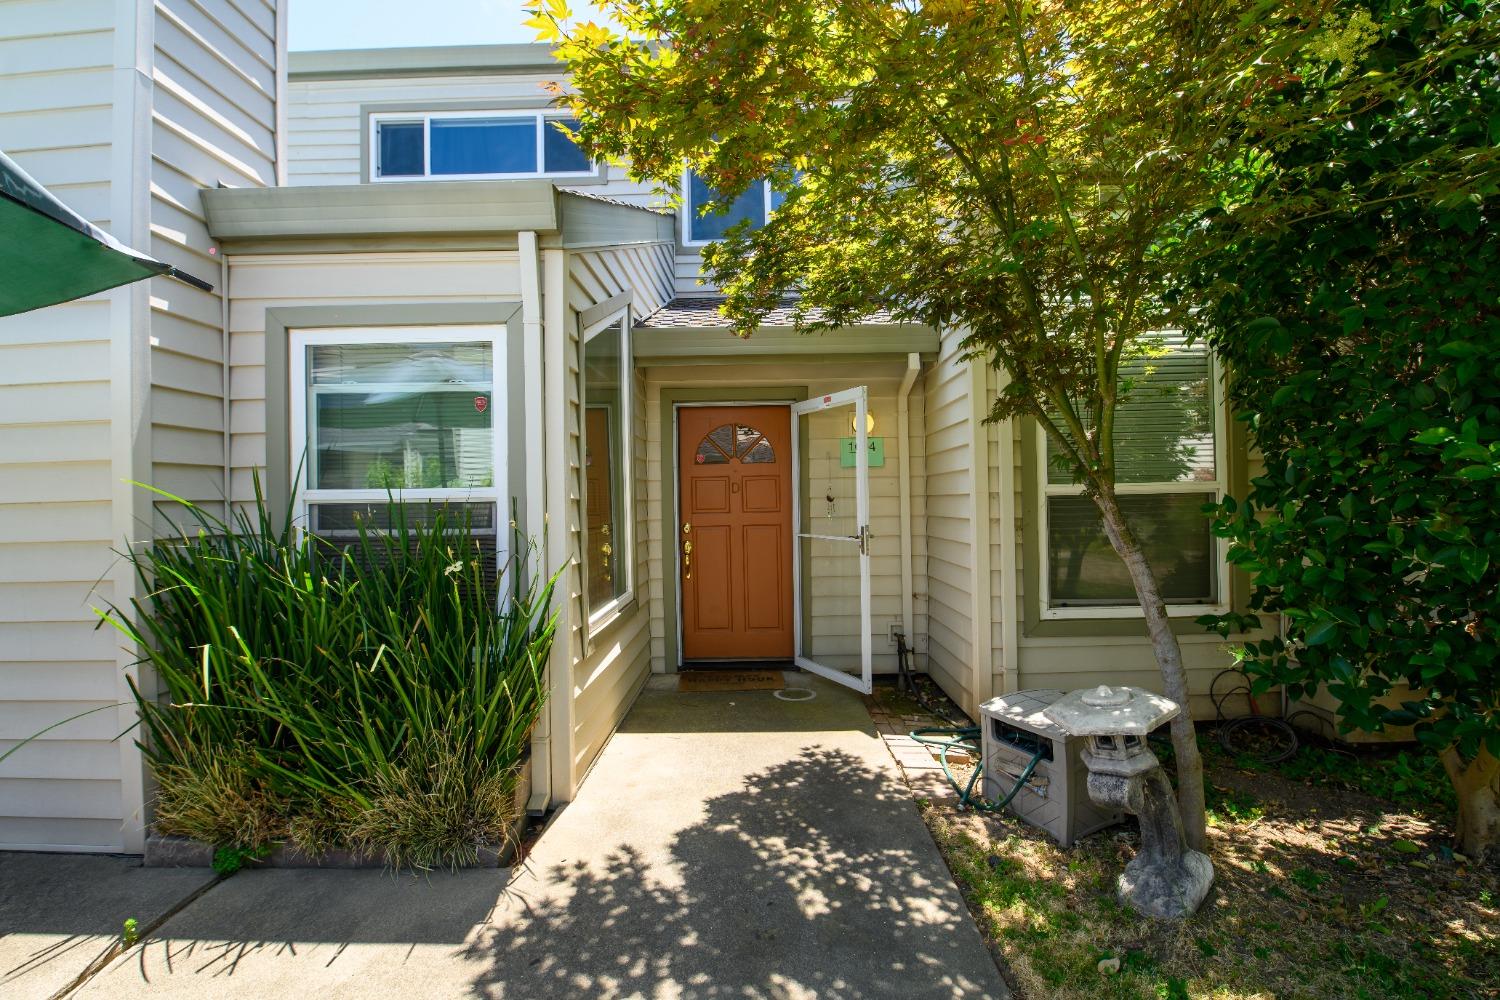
683;169;787;245
372;112;593;181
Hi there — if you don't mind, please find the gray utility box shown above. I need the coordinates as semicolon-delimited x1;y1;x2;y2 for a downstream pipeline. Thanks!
978;689;1124;847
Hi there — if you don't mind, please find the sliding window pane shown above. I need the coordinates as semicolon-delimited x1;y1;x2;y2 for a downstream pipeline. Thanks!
543;118;591;173
377;122;424;177
688;171;765;242
430;118;535;175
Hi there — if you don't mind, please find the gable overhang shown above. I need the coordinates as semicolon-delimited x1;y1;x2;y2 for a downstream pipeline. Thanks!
201;181;673;254
288;44;563;81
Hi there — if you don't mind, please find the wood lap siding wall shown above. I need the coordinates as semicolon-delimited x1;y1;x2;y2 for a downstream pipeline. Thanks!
0;0;127;852
0;0;283;852
565;246;671;786
149;0;280;529
922;327;978;715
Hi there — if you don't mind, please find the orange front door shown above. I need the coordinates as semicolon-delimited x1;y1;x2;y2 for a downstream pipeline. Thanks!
678;405;794;661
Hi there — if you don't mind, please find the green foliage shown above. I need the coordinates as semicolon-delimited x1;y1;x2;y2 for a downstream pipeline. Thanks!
121;918;139;947
536;1;1305;489
100;480;558;870
1192;1;1500;772
211;844;270;876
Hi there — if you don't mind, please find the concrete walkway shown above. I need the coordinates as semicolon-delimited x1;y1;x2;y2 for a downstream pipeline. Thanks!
77;674;1008;999
0;852;215;999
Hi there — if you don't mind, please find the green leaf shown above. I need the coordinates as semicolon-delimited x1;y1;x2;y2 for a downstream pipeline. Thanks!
1304;621;1339;646
1460;548;1490;582
1391;839;1421;855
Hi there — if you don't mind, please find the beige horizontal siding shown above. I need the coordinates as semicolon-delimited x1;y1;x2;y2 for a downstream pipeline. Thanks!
148;0;280;529
0;7;127;849
922;328;976;713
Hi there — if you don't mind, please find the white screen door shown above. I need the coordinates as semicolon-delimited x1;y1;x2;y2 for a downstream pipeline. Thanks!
792;386;872;694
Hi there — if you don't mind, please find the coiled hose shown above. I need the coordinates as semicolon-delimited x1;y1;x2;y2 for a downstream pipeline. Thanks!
909;726;1045;812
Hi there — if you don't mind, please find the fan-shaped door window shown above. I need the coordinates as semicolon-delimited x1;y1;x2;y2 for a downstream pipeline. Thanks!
693;423;777;465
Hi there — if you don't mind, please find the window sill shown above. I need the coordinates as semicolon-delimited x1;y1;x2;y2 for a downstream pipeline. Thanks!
584;593;638;651
1040;602;1227;622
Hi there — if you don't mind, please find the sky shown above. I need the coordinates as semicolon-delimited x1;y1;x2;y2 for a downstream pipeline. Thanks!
289;0;609;51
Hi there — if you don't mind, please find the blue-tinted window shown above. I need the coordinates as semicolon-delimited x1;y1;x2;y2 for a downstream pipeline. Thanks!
543;118;591;173
377;122;424;177
430;118;536;175
688;171;766;242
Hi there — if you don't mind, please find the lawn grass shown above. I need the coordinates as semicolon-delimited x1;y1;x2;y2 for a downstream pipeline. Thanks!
914;731;1498;999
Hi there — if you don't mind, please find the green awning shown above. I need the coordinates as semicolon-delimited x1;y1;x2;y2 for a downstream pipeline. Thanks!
1;149;210;318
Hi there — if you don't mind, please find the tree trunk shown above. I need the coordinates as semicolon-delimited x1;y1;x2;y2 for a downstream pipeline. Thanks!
1441;744;1500;861
1092;486;1209;851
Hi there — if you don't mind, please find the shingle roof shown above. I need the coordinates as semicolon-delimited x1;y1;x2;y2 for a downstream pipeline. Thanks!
635;297;902;329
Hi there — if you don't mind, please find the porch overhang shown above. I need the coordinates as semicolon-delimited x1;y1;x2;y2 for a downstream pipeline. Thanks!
633;297;937;363
200;181;673;253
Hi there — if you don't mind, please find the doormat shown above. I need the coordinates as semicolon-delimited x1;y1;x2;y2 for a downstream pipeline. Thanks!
677;670;786;693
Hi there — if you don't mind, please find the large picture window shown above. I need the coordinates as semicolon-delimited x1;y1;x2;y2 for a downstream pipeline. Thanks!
372;112;593;180
1039;336;1225;617
581;312;632;621
290;326;508;575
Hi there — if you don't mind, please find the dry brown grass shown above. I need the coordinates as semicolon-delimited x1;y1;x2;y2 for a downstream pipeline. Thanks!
921;755;1500;1000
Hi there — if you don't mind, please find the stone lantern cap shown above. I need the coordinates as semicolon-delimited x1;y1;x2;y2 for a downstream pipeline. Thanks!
1043;685;1180;737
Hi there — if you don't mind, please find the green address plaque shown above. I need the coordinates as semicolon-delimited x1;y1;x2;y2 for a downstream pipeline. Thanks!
839;436;885;468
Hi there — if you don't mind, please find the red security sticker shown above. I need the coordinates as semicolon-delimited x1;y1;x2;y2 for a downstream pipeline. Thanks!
474;396;488;413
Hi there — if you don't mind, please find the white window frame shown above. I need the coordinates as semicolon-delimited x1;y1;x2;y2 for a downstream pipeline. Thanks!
369;110;596;182
681;169;776;247
579;308;634;630
289;325;509;574
1036;350;1230;620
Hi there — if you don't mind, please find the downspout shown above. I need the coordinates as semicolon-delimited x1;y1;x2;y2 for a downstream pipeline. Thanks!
968;356;996;716
995;368;1020;694
220;251;230;513
896;353;920;663
519;232;552;813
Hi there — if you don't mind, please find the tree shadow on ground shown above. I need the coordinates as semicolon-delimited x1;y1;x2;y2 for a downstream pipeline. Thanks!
466;745;1004;999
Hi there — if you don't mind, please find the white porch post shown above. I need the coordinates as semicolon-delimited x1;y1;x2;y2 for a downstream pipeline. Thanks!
519;231;554;812
542;246;577;801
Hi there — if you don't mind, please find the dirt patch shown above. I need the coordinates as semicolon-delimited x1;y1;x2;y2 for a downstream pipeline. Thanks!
868;683;1500;999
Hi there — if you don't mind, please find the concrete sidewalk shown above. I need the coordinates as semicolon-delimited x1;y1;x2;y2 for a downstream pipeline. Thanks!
77;673;1009;999
0;852;215;999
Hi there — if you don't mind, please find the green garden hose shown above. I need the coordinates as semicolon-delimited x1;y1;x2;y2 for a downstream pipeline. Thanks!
909;726;1046;812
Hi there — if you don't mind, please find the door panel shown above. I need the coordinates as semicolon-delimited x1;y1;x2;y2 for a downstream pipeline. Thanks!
679;405;794;661
741;523;786;631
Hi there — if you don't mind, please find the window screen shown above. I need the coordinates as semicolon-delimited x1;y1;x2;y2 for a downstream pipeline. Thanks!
1042;337;1222;610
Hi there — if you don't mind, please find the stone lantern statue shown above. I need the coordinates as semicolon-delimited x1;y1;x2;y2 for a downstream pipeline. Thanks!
1044;685;1214;918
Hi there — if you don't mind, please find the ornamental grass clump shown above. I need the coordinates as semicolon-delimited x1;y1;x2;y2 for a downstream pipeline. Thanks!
102;482;557;870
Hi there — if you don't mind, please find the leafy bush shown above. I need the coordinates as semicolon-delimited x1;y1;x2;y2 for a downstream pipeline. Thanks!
102;482;557;870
